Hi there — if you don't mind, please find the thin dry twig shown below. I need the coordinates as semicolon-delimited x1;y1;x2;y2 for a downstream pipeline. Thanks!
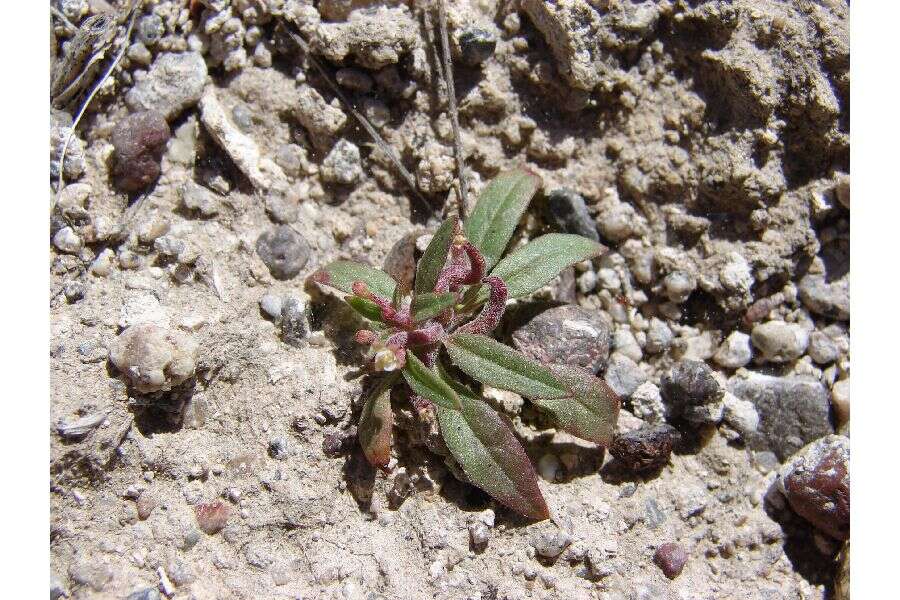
54;2;139;205
279;22;434;216
437;0;468;219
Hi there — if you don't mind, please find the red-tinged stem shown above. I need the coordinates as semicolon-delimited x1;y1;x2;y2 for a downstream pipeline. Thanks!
352;281;411;328
408;322;445;345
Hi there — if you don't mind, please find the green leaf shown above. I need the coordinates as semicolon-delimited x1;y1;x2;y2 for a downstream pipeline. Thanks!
464;170;541;270
445;333;567;399
415;217;457;294
484;234;605;301
401;353;460;410
310;261;397;300
358;375;396;469
434;377;549;521
345;296;383;323
411;292;457;323
532;365;620;446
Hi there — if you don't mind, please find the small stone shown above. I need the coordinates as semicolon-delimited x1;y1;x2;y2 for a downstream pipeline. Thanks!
195;500;230;535
721;392;759;439
280;297;308;347
456;27;497;66
778;435;849;540
645;318;673;354
713;331;752;369
728;372;834;461
126;587;161;600
612;328;642;362
53;226;82;254
662;271;696;304
335;68;374;93
259;293;283;322
808;331;839;364
799;273;849;321
545;188;599;241
111;110;171;192
512;305;612;373
654;543;688;579
268;437;290;460
751;321;810;363
537;454;561;481
63;280;85;303
321;139;362;185
577;269;597;294
126;52;208;121
109;324;199;394
610;425;676;472
136;14;164;46
135;492;156;520
831;378;850;426
604;352;646;399
265;192;299;224
415;142;455;194
469;518;491;548
531;525;572;558
256;225;310;280
630;382;665;424
68;560;113;592
180;181;220;217
660;360;724;425
166;558;196;587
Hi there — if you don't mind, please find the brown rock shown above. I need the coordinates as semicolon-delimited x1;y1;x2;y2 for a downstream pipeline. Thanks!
610;425;676;472
195;501;230;534
512;305;612;373
111;111;171;192
654;542;687;579
135;492;156;520
779;435;849;540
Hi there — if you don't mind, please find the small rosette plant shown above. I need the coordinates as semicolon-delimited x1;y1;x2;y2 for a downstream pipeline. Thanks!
310;169;620;520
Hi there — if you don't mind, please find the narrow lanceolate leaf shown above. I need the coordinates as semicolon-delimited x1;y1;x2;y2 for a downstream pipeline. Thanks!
411;292;457;323
415;216;457;294
346;296;384;323
445;333;566;399
401;352;460;410
358;375;396;469
485;234;605;301
434;377;549;521
532;365;620;446
464;170;541;270
310;261;397;300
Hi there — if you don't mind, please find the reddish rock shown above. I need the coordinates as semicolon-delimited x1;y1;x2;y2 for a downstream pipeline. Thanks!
195;501;230;534
512;305;612;374
135;492;156;520
654;542;687;579
111;110;170;192
610;425;676;472
779;435;849;540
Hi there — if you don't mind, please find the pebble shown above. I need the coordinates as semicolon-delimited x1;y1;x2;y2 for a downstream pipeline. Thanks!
109;324;199;394
545;188;599;241
90;249;115;276
512;305;612;373
798;273;849;320
713;331;752;369
630;382;666;424
268;437;290;460
807;331;839;364
259;293;283;322
180;181;221;217
728;372;834;460
644;318;673;354
126;587;161;600
613;328;643;362
321;139;363;185
577;269;597;294
457;27;498;66
335;68;374;93
256;225;310;280
660;360;724;425
166;558;196;587
126;52;208;121
604;352;647;398
280;297;309;347
195;500;230;535
831;378;850;426
468;512;494;549
63;280;85;303
721;392;760;439
778;435;849;540
662;271;696;303
265;192;299;224
135;492;156;520
136;14;164;46
653;543;688;579
610;425;676;472
111;110;171;192
531;526;572;558
53;226;82;254
751;321;809;363
537;453;561;481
